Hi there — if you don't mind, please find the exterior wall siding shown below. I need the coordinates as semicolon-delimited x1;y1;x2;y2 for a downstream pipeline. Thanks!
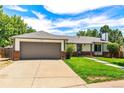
82;44;91;52
102;43;108;52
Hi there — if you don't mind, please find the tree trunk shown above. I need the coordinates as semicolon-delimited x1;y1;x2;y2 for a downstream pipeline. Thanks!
111;52;114;58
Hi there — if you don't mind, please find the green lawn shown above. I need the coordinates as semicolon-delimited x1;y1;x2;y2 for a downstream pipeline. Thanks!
64;57;124;84
95;57;124;66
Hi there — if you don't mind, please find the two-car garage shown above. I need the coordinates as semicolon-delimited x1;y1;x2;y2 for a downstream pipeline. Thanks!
13;31;67;60
20;42;61;59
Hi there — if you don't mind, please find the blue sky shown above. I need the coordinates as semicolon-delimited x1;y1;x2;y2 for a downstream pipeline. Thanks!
3;4;124;35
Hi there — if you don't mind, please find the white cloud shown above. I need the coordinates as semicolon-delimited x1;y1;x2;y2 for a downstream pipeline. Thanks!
22;11;124;35
0;0;43;5
22;11;79;35
23;12;52;31
53;16;107;29
32;11;45;19
1;0;124;14
41;0;124;14
83;16;124;28
54;19;79;28
5;5;28;12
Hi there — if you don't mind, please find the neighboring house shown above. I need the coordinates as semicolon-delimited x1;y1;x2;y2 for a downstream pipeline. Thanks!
12;31;108;60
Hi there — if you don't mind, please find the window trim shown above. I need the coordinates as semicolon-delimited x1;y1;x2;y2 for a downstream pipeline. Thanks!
94;44;102;52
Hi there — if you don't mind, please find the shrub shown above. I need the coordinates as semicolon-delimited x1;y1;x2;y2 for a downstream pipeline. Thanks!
107;43;119;57
66;44;75;59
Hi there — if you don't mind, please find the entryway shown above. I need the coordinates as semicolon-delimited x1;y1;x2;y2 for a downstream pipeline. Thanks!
77;44;82;56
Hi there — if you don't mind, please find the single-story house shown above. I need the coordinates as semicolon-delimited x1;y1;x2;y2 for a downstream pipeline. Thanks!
12;31;109;60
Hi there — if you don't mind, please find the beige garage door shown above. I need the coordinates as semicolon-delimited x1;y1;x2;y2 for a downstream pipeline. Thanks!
20;42;61;59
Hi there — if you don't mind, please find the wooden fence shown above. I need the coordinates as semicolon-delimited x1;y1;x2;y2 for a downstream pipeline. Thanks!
0;47;12;58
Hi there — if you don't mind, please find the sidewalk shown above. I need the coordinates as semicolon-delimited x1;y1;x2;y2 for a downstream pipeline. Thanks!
86;57;124;70
86;79;124;88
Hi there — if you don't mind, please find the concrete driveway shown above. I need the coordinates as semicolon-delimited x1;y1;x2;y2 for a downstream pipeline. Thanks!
0;60;86;88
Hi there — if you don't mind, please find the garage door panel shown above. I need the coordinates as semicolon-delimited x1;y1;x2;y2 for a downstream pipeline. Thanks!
20;42;61;59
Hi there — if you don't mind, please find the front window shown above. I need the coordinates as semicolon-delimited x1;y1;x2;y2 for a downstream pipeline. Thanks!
94;44;101;52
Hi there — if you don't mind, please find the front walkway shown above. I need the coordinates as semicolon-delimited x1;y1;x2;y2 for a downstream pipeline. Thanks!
0;60;86;88
86;57;124;69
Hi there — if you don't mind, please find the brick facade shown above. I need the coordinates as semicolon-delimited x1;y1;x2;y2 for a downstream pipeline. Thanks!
81;51;93;56
60;51;66;60
12;51;20;61
12;51;66;60
103;52;109;57
71;51;93;56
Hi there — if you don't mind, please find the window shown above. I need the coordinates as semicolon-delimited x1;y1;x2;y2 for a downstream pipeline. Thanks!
94;44;101;52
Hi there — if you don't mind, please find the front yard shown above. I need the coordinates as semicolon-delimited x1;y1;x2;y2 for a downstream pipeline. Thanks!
0;61;12;70
64;57;124;84
95;57;124;66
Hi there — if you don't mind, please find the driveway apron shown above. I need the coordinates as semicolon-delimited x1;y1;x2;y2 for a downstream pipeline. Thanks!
0;60;86;88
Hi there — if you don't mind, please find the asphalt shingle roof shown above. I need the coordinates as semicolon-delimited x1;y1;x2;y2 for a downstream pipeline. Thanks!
13;31;108;43
65;36;108;44
12;31;68;40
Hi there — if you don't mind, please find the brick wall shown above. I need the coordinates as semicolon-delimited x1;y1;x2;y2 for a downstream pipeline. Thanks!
60;51;66;60
12;51;20;61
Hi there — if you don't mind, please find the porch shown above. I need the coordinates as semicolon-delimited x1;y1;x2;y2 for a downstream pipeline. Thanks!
67;43;108;57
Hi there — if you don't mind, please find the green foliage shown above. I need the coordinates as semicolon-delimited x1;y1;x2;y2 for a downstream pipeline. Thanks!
107;43;119;57
65;57;124;83
109;29;123;45
77;29;99;37
77;25;124;45
107;43;119;53
0;5;3;13
100;25;111;33
0;7;36;47
96;57;124;66
66;44;75;53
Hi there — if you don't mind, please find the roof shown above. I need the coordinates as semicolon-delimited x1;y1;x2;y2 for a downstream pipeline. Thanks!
62;36;108;44
12;31;68;40
13;31;108;43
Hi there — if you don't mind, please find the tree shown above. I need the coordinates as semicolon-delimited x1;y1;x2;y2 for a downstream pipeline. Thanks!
107;43;119;57
86;29;92;36
0;8;36;47
109;29;123;45
77;30;86;36
76;25;124;45
92;29;99;37
76;29;99;37
0;5;3;13
100;25;111;33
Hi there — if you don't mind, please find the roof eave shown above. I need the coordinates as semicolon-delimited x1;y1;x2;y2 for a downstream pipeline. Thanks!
12;37;68;40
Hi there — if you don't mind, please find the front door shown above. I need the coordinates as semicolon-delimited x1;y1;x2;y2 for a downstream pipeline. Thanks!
94;44;102;56
77;44;82;56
